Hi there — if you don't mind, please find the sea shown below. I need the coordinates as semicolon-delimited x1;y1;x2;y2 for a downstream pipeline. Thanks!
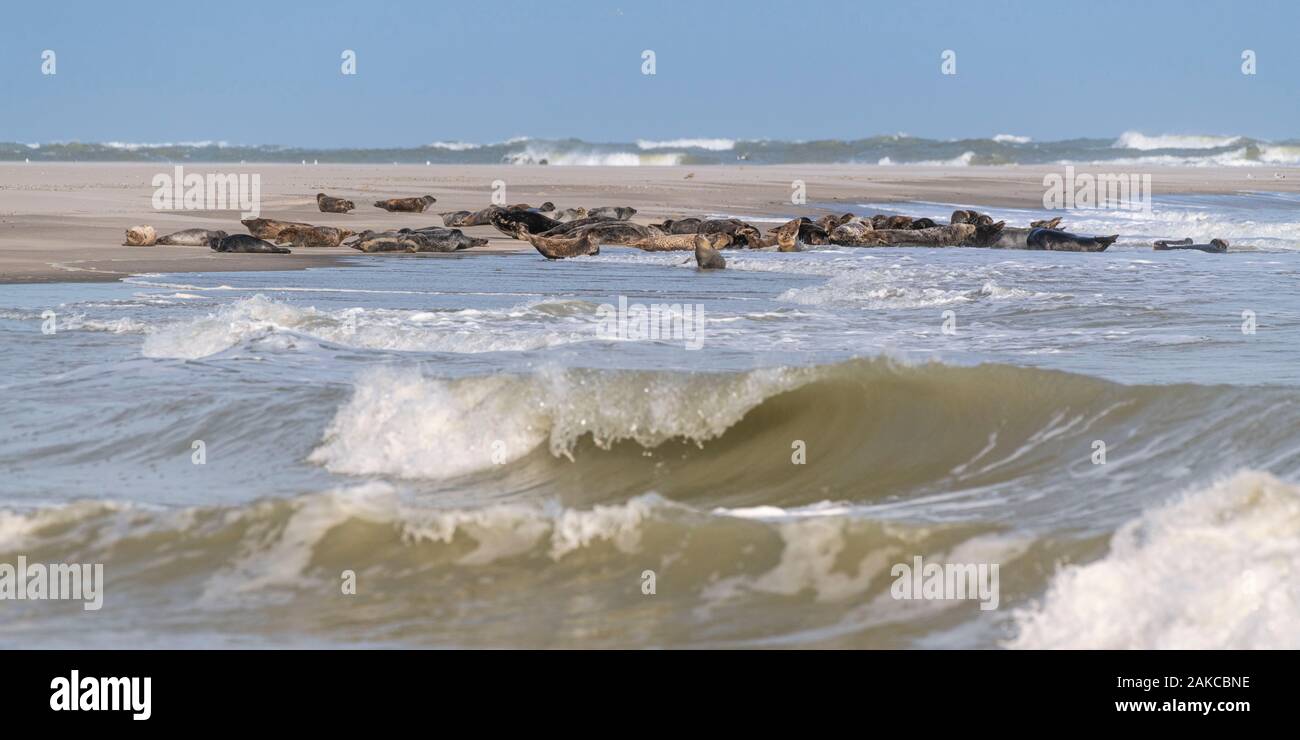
1;180;1299;647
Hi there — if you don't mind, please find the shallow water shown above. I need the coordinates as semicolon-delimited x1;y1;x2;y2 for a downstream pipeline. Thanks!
2;194;1299;648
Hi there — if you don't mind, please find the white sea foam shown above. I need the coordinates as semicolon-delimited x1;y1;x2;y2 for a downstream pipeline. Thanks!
505;145;683;166
636;138;735;151
993;134;1031;144
309;364;807;479
1112;131;1243;150
428;141;481;151
1010;470;1300;649
140;295;600;359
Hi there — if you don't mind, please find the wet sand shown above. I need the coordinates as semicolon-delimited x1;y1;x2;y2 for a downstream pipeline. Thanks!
2;162;1295;283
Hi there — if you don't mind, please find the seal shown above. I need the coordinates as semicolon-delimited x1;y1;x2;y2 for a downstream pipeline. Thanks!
769;217;829;247
867;222;1005;247
628;232;731;252
586;206;637;220
1026;228;1118;252
122;225;158;246
441;205;507;227
490;209;561;238
316;193;355;213
555;207;588;222
536;216;623;238
520;229;599;259
828;218;876;246
373;195;438;213
156;228;228;247
213;234;291;253
694;234;726;269
348;227;486;253
274;225;355;248
909;217;938;230
1154;238;1228;253
562;221;657;245
241;218;314;241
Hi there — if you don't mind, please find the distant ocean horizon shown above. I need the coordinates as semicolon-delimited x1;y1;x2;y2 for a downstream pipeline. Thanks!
5;132;1300;167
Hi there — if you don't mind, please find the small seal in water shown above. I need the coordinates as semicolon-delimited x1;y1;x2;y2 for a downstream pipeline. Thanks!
123;225;157;246
156;228;228;247
694;234;726;269
241;218;314;241
213;234;291;253
1026;228;1118;252
274;225;355;248
316;193;355;213
373;195;437;213
1154;238;1228;253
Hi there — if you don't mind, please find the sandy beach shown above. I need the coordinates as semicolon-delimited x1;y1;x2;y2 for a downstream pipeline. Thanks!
3;163;1296;283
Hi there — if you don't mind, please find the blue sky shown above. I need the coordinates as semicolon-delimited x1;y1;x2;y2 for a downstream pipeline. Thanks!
0;0;1296;146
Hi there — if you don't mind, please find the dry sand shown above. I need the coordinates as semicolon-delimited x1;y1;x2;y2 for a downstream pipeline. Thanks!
2;162;1295;283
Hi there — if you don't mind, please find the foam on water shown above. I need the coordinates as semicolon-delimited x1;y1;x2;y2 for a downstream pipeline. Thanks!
1010;471;1300;649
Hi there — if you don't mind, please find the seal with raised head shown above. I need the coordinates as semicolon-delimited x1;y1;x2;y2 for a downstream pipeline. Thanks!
587;206;637;220
316;193;355;213
694;235;726;269
373;195;437;213
123;225;158;246
275;225;355;248
1154;238;1228;253
1026;228;1118;252
520;229;600;259
241;218;314;241
213;234;291;254
156;228;228;247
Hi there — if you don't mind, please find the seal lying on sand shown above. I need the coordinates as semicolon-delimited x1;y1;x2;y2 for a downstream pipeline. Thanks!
656;218;764;247
373;195;437;213
537;215;620;237
1026;228;1118;252
768;218;830;247
828;218;876;246
213;234;290;253
274;225;355;248
316;193;355;213
441;205;509;227
560;221;658;245
242;218;314;241
348;227;486;253
554;207;588;222
587;206;637;220
491;209;561;238
156;228;228;247
1154;238;1228;253
890;222;1003;247
520;230;600;259
694;235;726;269
123;225;157;246
628;233;731;252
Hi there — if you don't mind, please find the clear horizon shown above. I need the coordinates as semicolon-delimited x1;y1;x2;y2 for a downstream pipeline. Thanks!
1;0;1296;147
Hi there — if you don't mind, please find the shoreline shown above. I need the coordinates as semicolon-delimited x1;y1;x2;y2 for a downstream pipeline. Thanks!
3;163;1297;284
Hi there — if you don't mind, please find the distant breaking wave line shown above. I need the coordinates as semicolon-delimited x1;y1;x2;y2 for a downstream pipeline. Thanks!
636;138;736;151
